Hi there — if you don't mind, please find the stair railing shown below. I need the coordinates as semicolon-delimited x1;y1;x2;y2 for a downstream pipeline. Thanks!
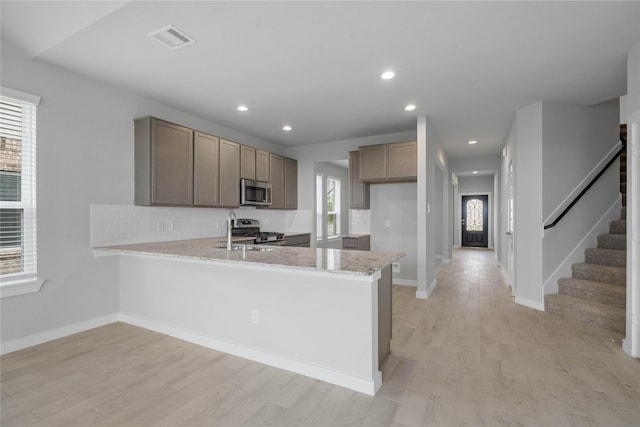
543;136;627;230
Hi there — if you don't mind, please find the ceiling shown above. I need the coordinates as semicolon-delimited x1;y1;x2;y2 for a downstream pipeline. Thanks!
2;1;640;158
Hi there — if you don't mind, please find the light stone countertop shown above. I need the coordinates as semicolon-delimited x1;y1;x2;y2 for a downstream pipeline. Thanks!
94;237;404;276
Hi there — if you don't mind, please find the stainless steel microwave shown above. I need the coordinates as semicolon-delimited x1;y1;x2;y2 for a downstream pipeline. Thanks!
240;179;272;206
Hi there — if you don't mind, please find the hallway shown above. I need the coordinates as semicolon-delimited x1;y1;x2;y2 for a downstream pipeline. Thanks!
386;248;640;425
2;249;640;426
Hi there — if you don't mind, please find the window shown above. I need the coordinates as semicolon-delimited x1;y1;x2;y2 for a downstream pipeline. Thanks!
326;177;341;237
1;87;42;297
316;173;341;241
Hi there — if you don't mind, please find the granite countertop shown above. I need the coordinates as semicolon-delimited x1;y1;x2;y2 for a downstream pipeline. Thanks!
94;237;403;276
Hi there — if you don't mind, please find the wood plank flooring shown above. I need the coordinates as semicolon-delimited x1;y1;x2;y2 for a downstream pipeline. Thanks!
2;248;640;426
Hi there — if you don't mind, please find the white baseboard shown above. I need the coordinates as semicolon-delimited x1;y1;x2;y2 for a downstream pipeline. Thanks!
1;313;119;355
416;278;437;299
394;279;417;287
515;296;545;311
119;313;381;396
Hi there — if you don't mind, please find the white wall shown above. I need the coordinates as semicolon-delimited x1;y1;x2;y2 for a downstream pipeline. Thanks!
370;183;417;284
541;100;620;293
624;39;640;357
514;102;545;309
0;40;287;346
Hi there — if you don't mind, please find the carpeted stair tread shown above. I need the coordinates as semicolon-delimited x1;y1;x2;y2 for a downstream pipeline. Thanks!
609;219;626;235
597;233;626;250
558;277;626;309
585;248;626;267
572;263;626;286
544;294;625;334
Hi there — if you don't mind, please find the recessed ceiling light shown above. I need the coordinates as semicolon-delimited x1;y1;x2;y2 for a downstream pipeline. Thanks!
148;25;196;50
282;125;292;132
381;71;395;80
472;171;479;174
404;104;416;111
468;140;477;145
237;105;248;112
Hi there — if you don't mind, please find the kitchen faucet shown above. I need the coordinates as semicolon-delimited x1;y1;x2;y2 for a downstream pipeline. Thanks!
227;211;237;250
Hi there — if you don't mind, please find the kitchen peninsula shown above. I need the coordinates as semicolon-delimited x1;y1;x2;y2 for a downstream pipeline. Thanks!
93;238;403;395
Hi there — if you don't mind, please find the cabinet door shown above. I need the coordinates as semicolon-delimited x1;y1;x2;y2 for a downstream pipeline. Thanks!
194;132;219;207
349;151;370;209
255;150;270;182
284;157;297;210
359;144;387;181
269;154;285;209
219;139;240;207
240;145;256;180
388;141;417;179
151;119;193;205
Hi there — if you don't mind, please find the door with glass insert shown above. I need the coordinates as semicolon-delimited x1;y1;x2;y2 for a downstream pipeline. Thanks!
461;195;489;247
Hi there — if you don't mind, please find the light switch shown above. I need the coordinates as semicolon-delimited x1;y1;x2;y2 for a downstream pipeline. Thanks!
385;219;391;227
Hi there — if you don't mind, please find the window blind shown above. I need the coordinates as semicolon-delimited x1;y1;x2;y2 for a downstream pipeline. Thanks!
0;89;38;280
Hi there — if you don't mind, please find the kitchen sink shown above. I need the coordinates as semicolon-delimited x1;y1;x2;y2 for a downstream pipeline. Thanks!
218;244;279;252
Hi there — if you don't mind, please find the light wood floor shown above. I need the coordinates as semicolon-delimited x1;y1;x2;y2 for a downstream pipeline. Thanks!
2;248;640;426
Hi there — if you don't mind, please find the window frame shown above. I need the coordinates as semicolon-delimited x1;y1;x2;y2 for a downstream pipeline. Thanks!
0;86;43;298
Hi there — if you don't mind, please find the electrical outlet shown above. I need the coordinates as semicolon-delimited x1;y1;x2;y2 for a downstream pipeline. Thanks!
171;220;181;231
392;262;401;273
385;219;391;227
158;220;167;232
251;309;260;325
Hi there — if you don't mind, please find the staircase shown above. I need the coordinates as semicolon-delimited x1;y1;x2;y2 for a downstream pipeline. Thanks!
544;125;627;334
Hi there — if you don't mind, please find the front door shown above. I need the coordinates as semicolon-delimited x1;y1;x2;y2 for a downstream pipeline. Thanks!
461;195;489;248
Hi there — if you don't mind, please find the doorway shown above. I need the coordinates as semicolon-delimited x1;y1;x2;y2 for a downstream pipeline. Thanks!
461;194;489;248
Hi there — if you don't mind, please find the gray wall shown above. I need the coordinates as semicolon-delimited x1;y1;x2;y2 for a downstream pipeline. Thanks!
0;39;281;345
370;183;417;283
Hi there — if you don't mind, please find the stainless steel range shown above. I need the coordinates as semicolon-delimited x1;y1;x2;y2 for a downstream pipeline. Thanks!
232;219;285;245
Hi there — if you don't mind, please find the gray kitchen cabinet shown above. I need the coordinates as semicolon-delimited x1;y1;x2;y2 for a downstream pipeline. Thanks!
135;117;194;206
284;157;297;210
256;150;270;182
219;139;240;207
284;233;310;247
359;141;416;183
342;234;370;251
349;151;370;209
388;140;417;179
359;144;387;181
240;145;256;180
194;131;219;207
269;153;285;209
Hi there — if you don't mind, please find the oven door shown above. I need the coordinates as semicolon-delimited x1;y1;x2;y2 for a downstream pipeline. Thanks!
241;179;272;206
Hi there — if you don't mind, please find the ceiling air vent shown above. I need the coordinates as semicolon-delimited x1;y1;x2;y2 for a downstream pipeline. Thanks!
148;25;195;50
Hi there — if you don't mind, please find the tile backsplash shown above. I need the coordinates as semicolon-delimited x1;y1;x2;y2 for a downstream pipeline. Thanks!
90;204;303;247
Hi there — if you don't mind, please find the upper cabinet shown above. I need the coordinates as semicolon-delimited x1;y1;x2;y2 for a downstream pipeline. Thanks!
269;154;285;209
256;150;270;182
359;144;387;181
241;146;271;183
135;116;296;210
359;140;416;183
219;139;240;207
268;154;297;210
388;141;417;179
135;117;194;206
194;131;219;207
349;151;370;209
284;157;297;210
240;145;256;180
